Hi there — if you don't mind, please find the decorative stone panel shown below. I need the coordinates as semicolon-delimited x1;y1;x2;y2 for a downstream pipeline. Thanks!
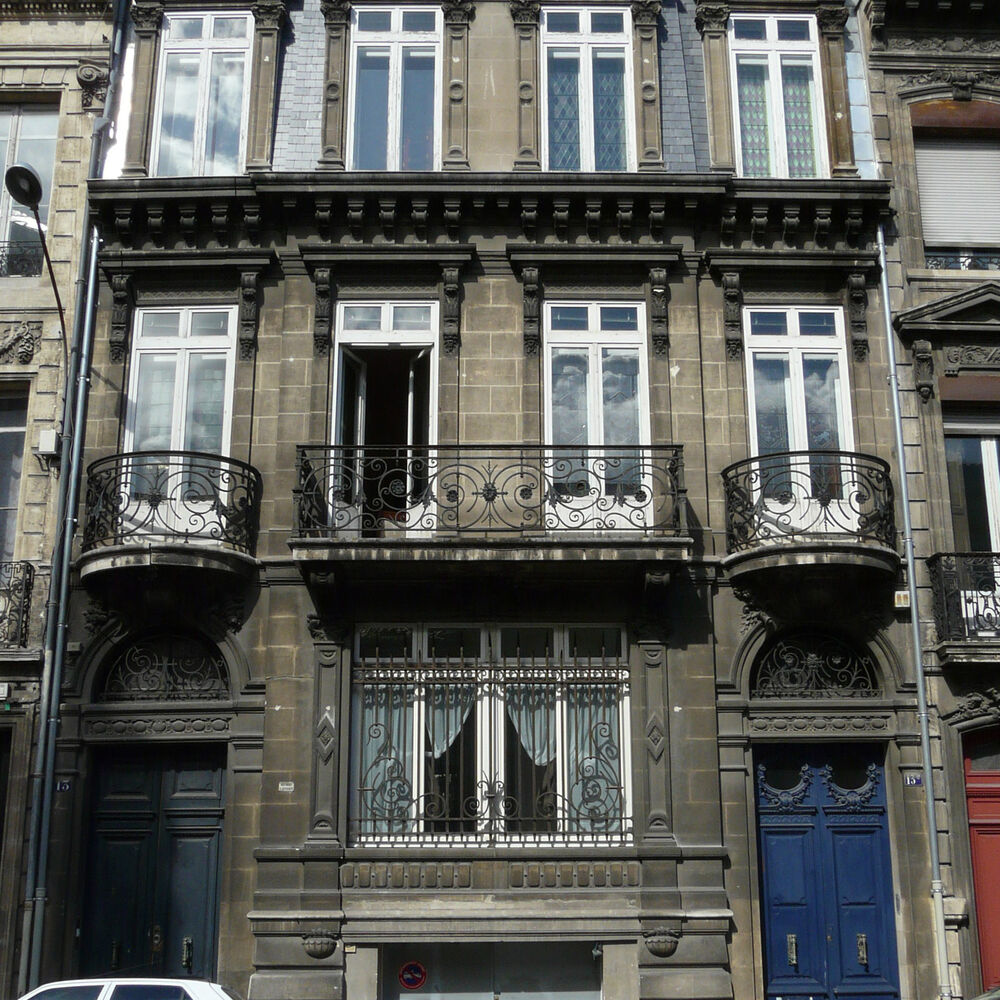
341;862;473;889
509;861;641;888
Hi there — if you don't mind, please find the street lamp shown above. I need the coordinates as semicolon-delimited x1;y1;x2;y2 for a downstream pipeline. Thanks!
4;163;68;361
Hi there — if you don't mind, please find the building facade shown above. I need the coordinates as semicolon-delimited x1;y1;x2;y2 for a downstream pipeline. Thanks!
0;2;112;994
13;1;982;999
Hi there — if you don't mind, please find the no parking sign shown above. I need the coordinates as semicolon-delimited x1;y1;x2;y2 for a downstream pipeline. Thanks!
399;960;428;991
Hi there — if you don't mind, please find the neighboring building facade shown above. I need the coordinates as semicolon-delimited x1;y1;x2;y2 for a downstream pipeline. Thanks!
17;2;964;1000
866;0;1000;996
0;2;112;995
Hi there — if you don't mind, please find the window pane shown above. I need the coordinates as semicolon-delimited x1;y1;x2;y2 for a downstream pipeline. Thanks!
157;52;200;175
749;312;787;337
392;305;432;330
184;355;227;453
354;49;391;169
0;393;26;562
205;51;245;175
801;356;843;452
190;311;230;337
591;12;623;32
133;354;178;451
736;59;770;177
402;10;436;31
566;685;622;832
781;61;817;178
344;305;382;330
357;10;391;30
167;16;204;39
500;627;553;658
546;11;579;32
32;988;104;1000
551;348;590;447
550;306;588;330
567;627;621;658
15;109;58;227
359;625;412;658
141;312;182;338
213;16;248;39
0;110;11;176
946;436;993;552
733;18;765;40
427;627;480;658
0;391;28;430
400;48;435;170
592;51;626;171
547;50;581;170
752;354;790;455
798;311;836;336
601;348;640;446
599;306;638;331
777;19;810;41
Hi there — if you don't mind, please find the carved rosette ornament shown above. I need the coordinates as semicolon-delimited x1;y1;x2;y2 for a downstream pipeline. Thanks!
77;62;109;109
694;0;729;34
509;0;539;23
442;0;475;23
643;927;681;958
630;0;660;27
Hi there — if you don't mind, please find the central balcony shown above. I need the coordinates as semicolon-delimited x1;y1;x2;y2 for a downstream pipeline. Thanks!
721;450;899;615
291;444;691;581
79;450;263;587
928;553;1000;662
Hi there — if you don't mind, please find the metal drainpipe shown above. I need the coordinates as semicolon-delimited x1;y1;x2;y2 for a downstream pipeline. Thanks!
877;224;953;1000
18;0;129;989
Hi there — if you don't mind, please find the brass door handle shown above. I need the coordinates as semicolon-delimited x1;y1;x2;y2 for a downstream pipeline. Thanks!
857;932;869;967
787;933;798;968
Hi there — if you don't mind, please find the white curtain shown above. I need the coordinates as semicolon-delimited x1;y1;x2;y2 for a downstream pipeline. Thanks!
354;684;415;834
506;685;557;766
426;684;475;759
565;685;621;832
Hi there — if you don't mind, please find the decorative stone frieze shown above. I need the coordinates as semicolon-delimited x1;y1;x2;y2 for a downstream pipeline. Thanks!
0;320;41;364
510;861;641;888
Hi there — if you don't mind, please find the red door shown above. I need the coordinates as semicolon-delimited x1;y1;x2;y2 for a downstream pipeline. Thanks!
965;729;1000;989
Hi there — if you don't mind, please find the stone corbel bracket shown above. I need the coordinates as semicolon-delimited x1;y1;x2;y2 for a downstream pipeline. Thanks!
239;270;261;360
722;271;742;359
77;61;109;110
441;265;462;355
108;271;134;363
912;339;933;402
521;265;540;357
313;267;334;356
649;267;669;357
847;270;868;361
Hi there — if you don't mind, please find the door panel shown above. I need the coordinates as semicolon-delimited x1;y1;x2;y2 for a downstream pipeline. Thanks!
965;728;1000;989
83;746;224;978
756;746;899;1000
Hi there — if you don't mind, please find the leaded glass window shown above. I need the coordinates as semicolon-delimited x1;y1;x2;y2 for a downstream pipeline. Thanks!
729;15;827;178
541;8;634;171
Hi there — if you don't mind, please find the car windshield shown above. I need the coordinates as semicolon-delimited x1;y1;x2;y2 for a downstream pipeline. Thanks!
31;988;104;1000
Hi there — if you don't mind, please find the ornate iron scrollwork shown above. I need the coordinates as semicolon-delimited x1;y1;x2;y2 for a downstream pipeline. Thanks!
820;762;880;811
751;632;881;699
757;762;811;812
0;561;33;647
98;634;230;702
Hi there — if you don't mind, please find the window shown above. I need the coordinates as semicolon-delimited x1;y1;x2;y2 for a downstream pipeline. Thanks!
349;624;631;844
544;301;649;499
540;7;634;171
729;14;827;178
125;307;237;456
0;105;57;276
0;387;28;562
915;137;1000;271
151;11;253;176
945;421;1000;553
348;7;442;170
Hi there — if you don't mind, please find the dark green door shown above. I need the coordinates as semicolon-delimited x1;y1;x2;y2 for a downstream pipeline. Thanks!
82;745;225;978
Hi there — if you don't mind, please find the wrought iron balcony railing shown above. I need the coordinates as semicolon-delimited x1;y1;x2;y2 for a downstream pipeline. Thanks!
295;444;686;537
82;451;263;557
925;249;1000;272
928;553;1000;643
350;654;631;845
0;560;33;647
0;241;44;277
722;450;895;553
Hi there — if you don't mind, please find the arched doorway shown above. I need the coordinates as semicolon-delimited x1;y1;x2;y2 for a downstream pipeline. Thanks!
80;633;231;978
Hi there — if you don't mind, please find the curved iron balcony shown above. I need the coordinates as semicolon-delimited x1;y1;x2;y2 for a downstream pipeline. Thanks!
0;560;33;647
722;450;895;553
82;451;263;557
928;553;1000;643
295;444;687;536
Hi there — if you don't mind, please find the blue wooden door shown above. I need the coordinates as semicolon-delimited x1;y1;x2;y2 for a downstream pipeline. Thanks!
756;746;900;1000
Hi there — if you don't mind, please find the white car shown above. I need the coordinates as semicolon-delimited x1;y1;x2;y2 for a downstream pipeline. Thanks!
18;980;243;1000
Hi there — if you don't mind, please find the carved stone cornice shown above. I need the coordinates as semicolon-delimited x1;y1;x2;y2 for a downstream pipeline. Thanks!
442;0;475;24
0;0;108;15
694;1;729;34
509;0;539;24
320;0;350;25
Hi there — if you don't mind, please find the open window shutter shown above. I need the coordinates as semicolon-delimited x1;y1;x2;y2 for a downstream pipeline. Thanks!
915;138;1000;246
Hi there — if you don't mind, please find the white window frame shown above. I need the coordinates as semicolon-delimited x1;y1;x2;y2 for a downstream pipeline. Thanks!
539;6;636;172
349;623;633;847
728;13;829;179
150;10;254;177
744;306;852;456
0;384;29;563
346;6;443;170
124;305;239;456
